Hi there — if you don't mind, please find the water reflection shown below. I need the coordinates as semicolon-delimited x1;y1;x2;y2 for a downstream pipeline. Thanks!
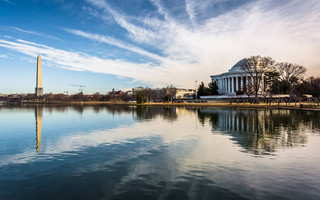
0;105;320;200
197;108;318;155
2;105;318;155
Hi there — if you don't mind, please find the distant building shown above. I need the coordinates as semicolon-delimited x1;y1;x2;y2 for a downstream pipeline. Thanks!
108;90;125;96
126;90;134;96
126;87;163;96
174;89;195;99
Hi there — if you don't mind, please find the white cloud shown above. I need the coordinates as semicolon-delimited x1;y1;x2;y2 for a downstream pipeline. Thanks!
0;54;8;58
185;0;197;28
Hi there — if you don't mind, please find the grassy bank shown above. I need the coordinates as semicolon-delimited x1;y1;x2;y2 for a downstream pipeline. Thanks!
19;101;320;111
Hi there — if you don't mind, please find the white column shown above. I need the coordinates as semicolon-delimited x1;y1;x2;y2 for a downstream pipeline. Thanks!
223;78;225;93
240;76;243;91
228;78;230;93
227;78;229;94
231;77;233;93
225;78;226;93
235;77;236;93
232;77;235;93
246;76;249;92
230;77;232;93
235;76;239;92
223;78;227;93
221;78;223;93
224;78;226;93
230;77;233;93
226;78;228;94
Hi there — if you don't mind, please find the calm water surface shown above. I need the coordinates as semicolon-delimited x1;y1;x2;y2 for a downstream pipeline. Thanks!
0;105;319;200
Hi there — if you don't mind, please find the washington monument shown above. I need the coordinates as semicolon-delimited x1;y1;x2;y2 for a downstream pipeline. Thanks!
35;54;43;96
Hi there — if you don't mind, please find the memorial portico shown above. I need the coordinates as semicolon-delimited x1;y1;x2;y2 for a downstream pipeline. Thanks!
210;59;266;95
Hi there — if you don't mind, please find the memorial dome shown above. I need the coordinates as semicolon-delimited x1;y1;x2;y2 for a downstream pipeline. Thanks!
228;59;247;73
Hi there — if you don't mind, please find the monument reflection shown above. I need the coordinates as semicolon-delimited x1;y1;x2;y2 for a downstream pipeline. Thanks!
35;106;43;152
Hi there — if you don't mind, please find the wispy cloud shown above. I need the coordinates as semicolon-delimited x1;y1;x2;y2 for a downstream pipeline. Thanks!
150;0;172;22
185;0;197;28
0;54;8;58
2;26;61;41
64;28;167;63
3;0;16;5
85;0;156;43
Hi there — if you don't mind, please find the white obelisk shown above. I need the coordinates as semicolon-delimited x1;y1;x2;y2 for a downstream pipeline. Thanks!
35;54;43;96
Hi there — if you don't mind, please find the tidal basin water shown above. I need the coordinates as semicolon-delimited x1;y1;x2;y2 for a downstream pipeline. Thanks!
0;105;320;200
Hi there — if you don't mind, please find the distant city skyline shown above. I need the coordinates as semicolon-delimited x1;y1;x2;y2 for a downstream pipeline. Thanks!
0;0;319;94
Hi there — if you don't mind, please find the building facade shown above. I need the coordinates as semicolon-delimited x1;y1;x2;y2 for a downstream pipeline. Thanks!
210;59;266;95
174;88;195;99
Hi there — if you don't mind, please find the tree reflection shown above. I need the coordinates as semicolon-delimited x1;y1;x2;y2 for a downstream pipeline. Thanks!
1;104;178;122
197;108;318;155
135;106;178;122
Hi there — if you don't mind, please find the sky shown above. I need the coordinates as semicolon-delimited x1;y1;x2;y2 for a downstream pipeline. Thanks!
0;0;319;94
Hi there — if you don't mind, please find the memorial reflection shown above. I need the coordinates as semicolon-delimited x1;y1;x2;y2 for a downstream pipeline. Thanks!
197;108;318;155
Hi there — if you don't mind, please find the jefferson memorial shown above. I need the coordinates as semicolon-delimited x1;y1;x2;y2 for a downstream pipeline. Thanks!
210;59;266;95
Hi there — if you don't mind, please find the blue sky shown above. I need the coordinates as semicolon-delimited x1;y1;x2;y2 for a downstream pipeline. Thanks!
0;0;319;94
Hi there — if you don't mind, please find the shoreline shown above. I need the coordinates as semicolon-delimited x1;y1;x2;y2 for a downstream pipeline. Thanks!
8;101;319;112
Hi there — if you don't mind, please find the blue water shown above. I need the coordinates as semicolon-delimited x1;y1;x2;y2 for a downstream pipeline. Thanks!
0;105;319;200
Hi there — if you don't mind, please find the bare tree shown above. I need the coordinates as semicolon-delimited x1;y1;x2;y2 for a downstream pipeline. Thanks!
309;77;320;97
240;56;275;103
276;62;306;98
93;92;103;101
159;88;168;102
142;88;156;103
265;71;280;104
245;83;255;103
166;86;177;102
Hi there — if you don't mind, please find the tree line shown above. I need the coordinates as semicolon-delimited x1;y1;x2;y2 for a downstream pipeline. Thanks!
0;87;180;103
